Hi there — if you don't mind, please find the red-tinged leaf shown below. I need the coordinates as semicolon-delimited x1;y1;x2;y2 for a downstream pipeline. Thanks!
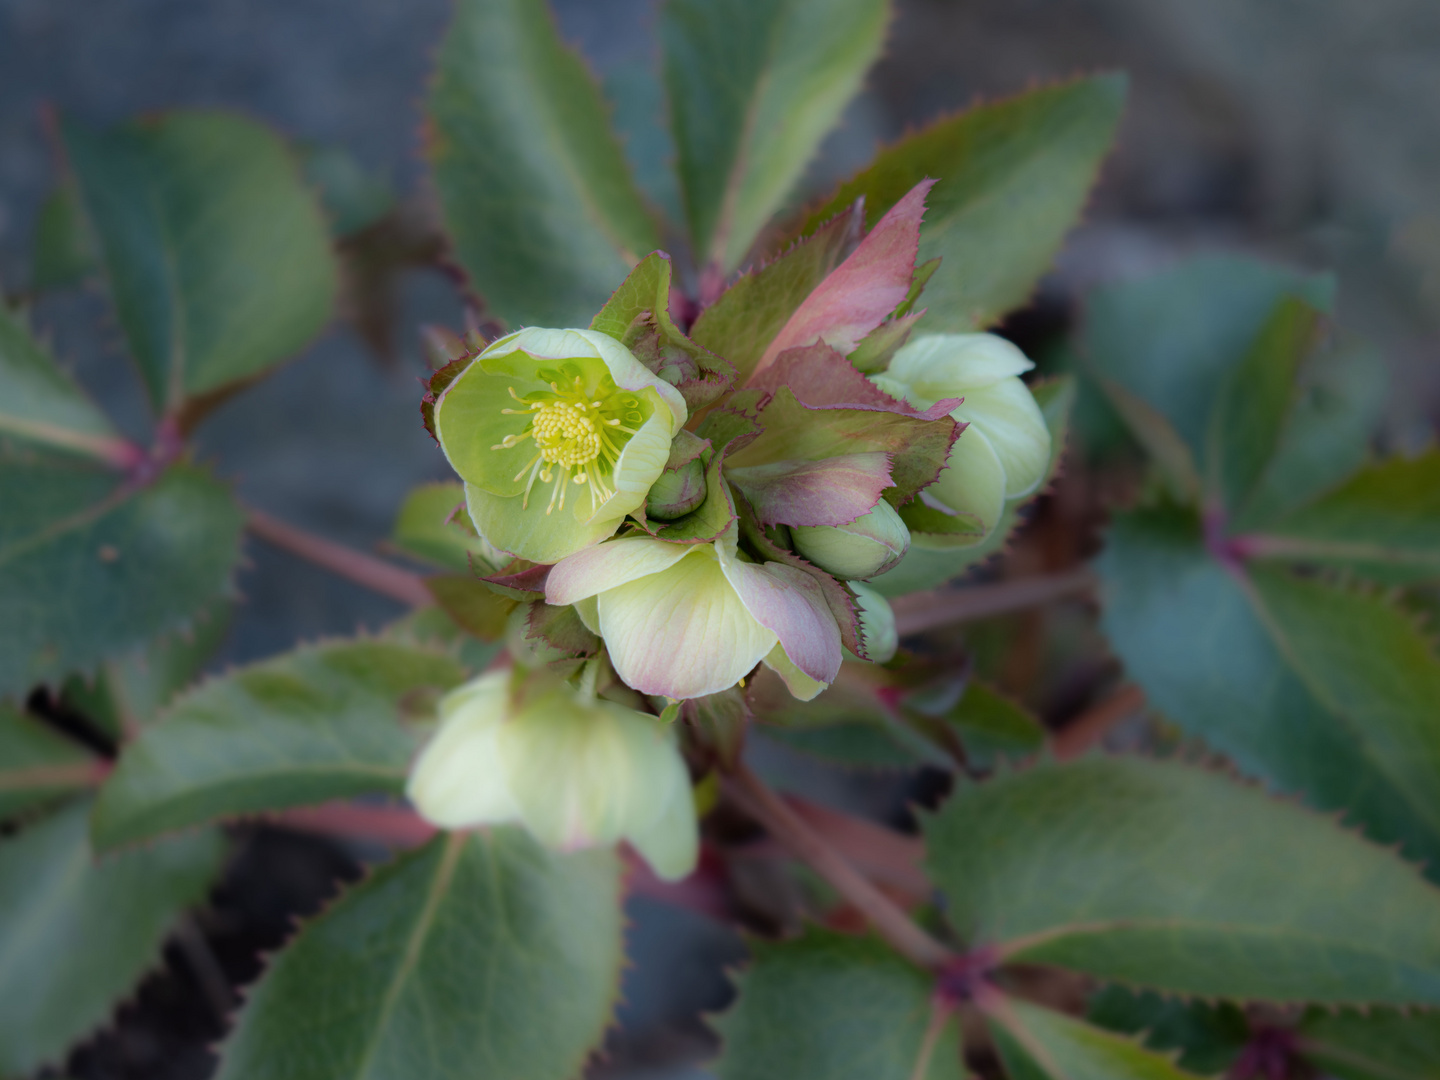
482;559;552;601
690;204;864;383
751;341;955;414
849;310;926;374
728;452;893;529
751;179;932;381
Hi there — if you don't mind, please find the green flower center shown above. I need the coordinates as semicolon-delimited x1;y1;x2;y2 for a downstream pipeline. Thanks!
492;370;644;515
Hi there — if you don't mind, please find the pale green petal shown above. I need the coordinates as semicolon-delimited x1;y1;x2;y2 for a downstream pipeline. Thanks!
547;536;695;605
406;671;520;830
435;366;551;497
570;327;687;429
761;642;827;701
600;394;673;522
929;425;1007;536
574;595;600;633
463;480;620;564
953;377;1051;498
598;545;777;699
626;777;700;882
887;333;1034;403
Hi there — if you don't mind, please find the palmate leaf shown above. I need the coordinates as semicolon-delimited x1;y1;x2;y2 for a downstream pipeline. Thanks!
0;798;224;1077
1298;1008;1440;1080
62;111;337;413
429;0;658;329
925;757;1440;1004
713;929;964;1080
0;452;243;702
216;830;623;1080
0;704;98;821
801;75;1125;332
92;640;469;850
662;0;891;274
987;995;1206;1080
1099;506;1440;866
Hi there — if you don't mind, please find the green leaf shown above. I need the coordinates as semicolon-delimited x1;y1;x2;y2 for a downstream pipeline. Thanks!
1247;568;1440;843
0;705;97;821
0;302;125;461
382;606;505;676
428;0;659;328
92;640;468;850
0;798;224;1077
869;375;1073;597
390;481;497;575
298;144;396;238
1086;986;1249;1075
926;680;1045;767
925;756;1440;1004
803;75;1125;332
0;455;243;702
1098;506;1440;863
1205;296;1321;516
217;829;623;1080
663;0;890;273
604;63;684;226
424;574;515;642
30;184;97;292
1252;449;1440;584
1082;254;1333;460
1299;1008;1440;1080
987;995;1206;1080
714;928;964;1080
62;111;338;412
1093;376;1200;505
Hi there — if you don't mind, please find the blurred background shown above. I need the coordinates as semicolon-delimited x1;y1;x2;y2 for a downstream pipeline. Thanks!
1;0;1436;1076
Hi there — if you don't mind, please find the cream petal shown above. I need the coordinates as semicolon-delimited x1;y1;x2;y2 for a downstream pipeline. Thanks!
954;377;1052;498
929;425;1007;536
626;784;700;882
887;333;1034;402
598;546;777;699
406;672;521;830
464;480;621;564
546;536;695;606
717;551;841;686
761;643;827;701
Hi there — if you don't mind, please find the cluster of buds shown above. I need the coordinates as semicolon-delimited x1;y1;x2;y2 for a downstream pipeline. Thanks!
408;181;1051;879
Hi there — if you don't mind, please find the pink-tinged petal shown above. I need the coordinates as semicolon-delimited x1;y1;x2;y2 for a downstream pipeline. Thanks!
751;180;934;381
717;551;842;686
727;452;893;529
597;546;777;699
761;643;826;701
546;537;693;606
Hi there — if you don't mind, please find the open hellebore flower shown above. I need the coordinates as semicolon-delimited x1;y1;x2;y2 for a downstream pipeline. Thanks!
872;333;1050;537
546;536;843;702
407;670;698;881
432;327;687;564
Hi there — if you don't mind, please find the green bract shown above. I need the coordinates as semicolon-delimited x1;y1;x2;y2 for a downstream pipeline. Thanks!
873;333;1051;539
407;669;698;881
434;327;688;564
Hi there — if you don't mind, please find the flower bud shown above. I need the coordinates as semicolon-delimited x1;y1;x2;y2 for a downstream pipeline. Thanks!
646;455;707;520
849;581;897;663
791;499;910;580
407;670;698;881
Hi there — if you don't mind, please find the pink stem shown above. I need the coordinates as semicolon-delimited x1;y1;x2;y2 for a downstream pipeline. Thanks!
245;507;433;607
889;567;1096;636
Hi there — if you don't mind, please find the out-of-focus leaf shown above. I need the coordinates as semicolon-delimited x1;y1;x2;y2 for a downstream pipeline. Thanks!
62;111;338;412
1298;1008;1440;1080
1086;986;1250;1075
604;64;683;227
298;144;396;238
1252;450;1440;584
803;75;1125;332
0;704;96;821
0;799;223;1077
987;995;1207;1080
928;680;1045;767
424;575;514;642
383;606;504;674
663;0;890;273
0;303;124;461
1094;376;1201;505
714;929;964;1080
1099;506;1440;864
92;641;467;850
1205;296;1321;517
428;0;658;328
216;830;623;1080
390;481;498;575
0;454;243;702
870;375;1072;596
30;184;97;291
925;756;1440;1003
1082;255;1332;459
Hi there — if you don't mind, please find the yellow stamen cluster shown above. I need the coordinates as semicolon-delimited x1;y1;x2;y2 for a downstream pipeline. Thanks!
493;374;642;515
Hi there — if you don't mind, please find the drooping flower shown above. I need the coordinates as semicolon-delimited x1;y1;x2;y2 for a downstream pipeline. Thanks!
407;669;698;881
546;535;842;702
871;333;1051;538
431;327;688;564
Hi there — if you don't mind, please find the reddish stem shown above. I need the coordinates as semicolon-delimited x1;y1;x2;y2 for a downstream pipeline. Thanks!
1051;684;1147;760
889;567;1096;636
245;507;433;607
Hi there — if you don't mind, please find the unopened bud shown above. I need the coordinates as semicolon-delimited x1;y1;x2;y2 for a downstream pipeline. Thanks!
791;499;910;580
849;581;897;663
646;456;707;520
